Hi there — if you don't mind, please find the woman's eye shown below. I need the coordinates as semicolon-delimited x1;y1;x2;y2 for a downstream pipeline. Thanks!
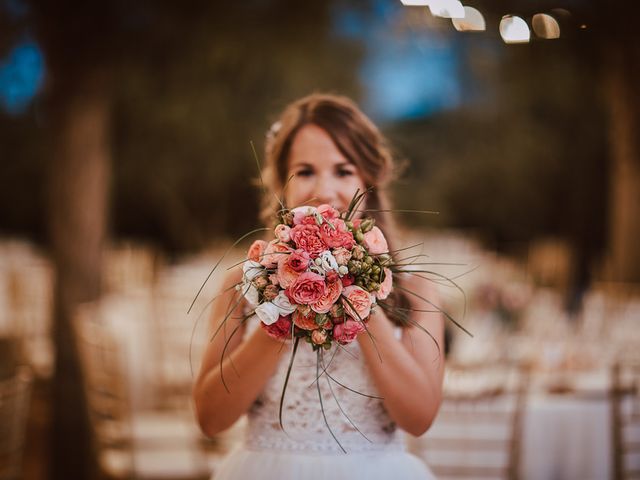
337;169;354;177
296;169;313;177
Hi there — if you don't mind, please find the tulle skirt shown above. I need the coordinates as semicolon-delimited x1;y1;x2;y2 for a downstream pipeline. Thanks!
213;446;435;480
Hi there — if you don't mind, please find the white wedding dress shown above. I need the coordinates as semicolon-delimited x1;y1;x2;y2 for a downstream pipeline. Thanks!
213;318;435;479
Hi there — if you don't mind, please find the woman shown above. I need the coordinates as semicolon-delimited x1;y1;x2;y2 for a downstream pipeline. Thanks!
193;93;444;479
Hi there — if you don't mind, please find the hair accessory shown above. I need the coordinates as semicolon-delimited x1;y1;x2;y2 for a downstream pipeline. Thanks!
266;120;282;141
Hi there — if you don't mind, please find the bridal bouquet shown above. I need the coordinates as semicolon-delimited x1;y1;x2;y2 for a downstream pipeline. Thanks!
241;203;393;350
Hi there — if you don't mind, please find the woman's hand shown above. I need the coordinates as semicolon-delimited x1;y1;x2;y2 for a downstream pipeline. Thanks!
357;274;445;436
192;268;286;437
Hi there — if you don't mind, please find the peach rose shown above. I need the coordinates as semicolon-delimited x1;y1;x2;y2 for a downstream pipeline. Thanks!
362;226;388;255
375;268;393;300
260;240;291;268
292;309;319;330
261;315;292;341
276;248;310;289
333;319;365;344
263;284;279;301
341;285;372;321
312;278;343;314
290;224;327;257
332;247;352;266
275;224;291;243
289;271;326;305
247;239;268;263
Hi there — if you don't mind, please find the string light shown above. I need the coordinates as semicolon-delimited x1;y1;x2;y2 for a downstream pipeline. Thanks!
452;6;486;32
400;2;568;44
500;15;531;44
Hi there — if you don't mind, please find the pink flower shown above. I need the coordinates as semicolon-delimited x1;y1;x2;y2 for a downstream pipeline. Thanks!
332;247;352;266
289;271;326;305
269;273;280;286
276;250;310;287
311;329;328;345
291;206;318;225
275;224;291;243
247;240;268;263
260;240;291;268
362;226;388;255
290;224;327;257
319;219;355;250
317;204;339;221
312;278;343;314
333;319;365;344
375;268;393;300
342;285;373;321
341;274;355;287
261;315;292;340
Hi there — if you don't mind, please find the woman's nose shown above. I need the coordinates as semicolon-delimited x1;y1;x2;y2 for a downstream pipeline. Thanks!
312;175;338;206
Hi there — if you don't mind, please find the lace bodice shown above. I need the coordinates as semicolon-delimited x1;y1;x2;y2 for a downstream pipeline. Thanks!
243;318;405;455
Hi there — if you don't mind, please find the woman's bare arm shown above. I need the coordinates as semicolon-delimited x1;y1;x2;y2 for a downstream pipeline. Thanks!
357;274;445;436
192;268;287;437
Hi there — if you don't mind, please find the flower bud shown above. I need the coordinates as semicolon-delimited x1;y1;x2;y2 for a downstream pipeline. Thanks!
338;265;349;276
281;211;294;226
253;276;268;289
263;284;279;301
352;245;365;260
355;231;365;243
311;329;327;345
360;218;375;233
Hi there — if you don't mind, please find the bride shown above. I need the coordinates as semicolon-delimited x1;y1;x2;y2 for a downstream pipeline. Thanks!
193;93;443;479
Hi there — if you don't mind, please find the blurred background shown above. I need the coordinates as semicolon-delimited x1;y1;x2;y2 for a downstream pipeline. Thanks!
1;0;639;479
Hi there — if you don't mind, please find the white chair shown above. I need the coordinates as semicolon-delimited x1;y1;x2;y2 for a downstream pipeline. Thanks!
612;360;640;479
408;362;528;479
74;303;211;480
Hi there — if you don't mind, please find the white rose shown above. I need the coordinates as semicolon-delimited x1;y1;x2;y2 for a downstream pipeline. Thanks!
255;301;280;325
242;283;260;307
243;260;264;282
319;250;339;273
272;291;296;316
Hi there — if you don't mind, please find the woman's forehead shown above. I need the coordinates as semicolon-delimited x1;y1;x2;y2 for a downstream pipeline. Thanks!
288;124;350;167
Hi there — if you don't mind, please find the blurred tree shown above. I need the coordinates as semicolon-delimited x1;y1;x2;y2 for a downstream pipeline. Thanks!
0;1;364;478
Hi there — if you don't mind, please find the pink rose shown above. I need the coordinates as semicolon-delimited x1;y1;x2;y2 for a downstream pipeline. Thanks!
291;206;318;225
333;319;365;345
319;219;355;250
362;226;388;255
275;224;291;243
290;224;327;257
247;239;268;263
292;309;319;330
311;329;328;345
260;240;291;268
289;272;326;305
269;273;280;286
261;315;292;340
341;285;373;321
317;204;339;221
376;268;393;300
332;247;352;266
312;278;343;314
278;251;311;284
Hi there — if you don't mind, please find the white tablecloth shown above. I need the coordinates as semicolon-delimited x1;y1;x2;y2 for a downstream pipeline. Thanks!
520;393;611;480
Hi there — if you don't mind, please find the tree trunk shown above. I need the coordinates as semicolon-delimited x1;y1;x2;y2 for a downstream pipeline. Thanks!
605;42;640;283
47;69;111;480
